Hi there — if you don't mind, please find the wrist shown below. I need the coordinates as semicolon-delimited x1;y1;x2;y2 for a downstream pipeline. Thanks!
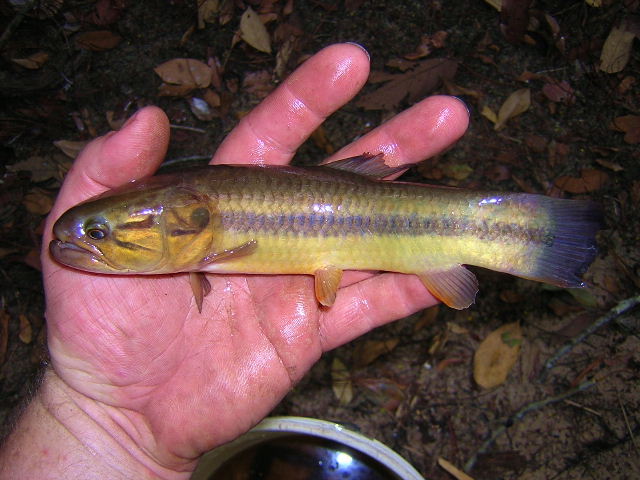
0;369;196;480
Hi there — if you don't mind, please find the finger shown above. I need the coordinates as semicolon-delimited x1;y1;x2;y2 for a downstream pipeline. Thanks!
326;95;469;168
51;107;170;215
319;273;438;351
212;43;370;166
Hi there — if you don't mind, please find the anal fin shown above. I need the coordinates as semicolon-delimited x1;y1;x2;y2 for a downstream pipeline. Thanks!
314;266;343;307
418;265;479;310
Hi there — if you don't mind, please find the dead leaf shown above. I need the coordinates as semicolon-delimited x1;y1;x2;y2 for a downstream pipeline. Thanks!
331;357;353;405
438;457;476;480
500;0;531;44
442;163;473;181
481;105;498;124
6;156;59;182
542;80;575;104
483;0;502;10
611;115;640;144
356;377;405;412
0;311;8;366
240;7;271;53
595;158;624;172
600;25;635;73
356;58;457;111
403;31;448;60
443;78;483;99
197;0;220;28
310;126;335;155
18;314;32;344
23;188;54;215
75;30;122;51
494;88;530;130
11;51;49;69
242;70;274;98
154;58;213;95
554;168;608;193
54;139;89;159
0;248;18;259
473;322;523;389
353;338;399;367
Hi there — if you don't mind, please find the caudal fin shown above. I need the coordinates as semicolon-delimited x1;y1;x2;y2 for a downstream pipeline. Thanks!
526;197;602;288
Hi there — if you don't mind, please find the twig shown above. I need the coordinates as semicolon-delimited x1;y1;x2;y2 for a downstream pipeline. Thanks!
618;393;639;452
169;124;207;134
0;0;38;50
463;380;596;473
539;295;640;382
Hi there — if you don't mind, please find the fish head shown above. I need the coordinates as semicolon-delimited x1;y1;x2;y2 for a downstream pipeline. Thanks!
50;178;215;274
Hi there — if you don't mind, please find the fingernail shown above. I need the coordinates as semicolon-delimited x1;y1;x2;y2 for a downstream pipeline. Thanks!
345;42;370;61
451;96;471;118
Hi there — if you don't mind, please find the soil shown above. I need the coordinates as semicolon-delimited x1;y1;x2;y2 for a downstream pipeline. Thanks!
0;1;639;479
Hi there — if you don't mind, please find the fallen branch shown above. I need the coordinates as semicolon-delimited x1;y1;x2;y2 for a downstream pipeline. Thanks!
539;294;640;382
463;380;596;473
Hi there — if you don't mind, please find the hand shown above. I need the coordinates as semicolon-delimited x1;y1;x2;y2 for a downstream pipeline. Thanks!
39;43;469;477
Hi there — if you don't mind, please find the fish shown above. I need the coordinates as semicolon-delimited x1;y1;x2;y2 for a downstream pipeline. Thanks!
49;154;602;312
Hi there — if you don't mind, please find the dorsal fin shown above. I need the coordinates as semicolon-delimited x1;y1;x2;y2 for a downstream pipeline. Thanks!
324;153;410;179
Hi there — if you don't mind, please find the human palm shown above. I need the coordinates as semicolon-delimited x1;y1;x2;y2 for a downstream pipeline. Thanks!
41;44;468;469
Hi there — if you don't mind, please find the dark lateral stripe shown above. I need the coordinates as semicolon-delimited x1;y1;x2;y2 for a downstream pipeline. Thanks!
220;211;552;244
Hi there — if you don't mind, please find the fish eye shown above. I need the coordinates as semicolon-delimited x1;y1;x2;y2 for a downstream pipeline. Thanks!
87;228;107;240
84;219;109;240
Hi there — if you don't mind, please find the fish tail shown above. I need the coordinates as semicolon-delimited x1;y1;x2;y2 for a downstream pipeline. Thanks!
523;196;602;288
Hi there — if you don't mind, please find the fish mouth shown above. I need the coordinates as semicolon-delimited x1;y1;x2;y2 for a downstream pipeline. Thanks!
49;222;119;273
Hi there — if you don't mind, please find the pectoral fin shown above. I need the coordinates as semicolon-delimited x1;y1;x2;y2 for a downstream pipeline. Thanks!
314;266;343;307
198;239;258;267
189;272;211;313
418;265;479;310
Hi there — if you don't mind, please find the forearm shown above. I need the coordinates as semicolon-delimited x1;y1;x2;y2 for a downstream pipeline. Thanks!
0;369;194;480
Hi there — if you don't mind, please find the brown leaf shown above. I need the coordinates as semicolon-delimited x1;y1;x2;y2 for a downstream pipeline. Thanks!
356;58;458;111
18;314;33;344
242;70;274;98
240;7;271;53
356;377;405;412
494;88;530;130
23;188;54;215
542;80;575;104
197;0;220;28
353;338;399;367
11;51;49;69
555;168;608;193
54;140;89;159
473;322;523;389
154;58;213;92
611;115;640;144
75;30;122;51
600;26;635;73
6;156;59;182
500;0;532;44
310;125;335;155
331;357;353;405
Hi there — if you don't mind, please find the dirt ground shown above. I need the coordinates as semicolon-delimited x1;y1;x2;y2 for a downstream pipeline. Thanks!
1;1;639;479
